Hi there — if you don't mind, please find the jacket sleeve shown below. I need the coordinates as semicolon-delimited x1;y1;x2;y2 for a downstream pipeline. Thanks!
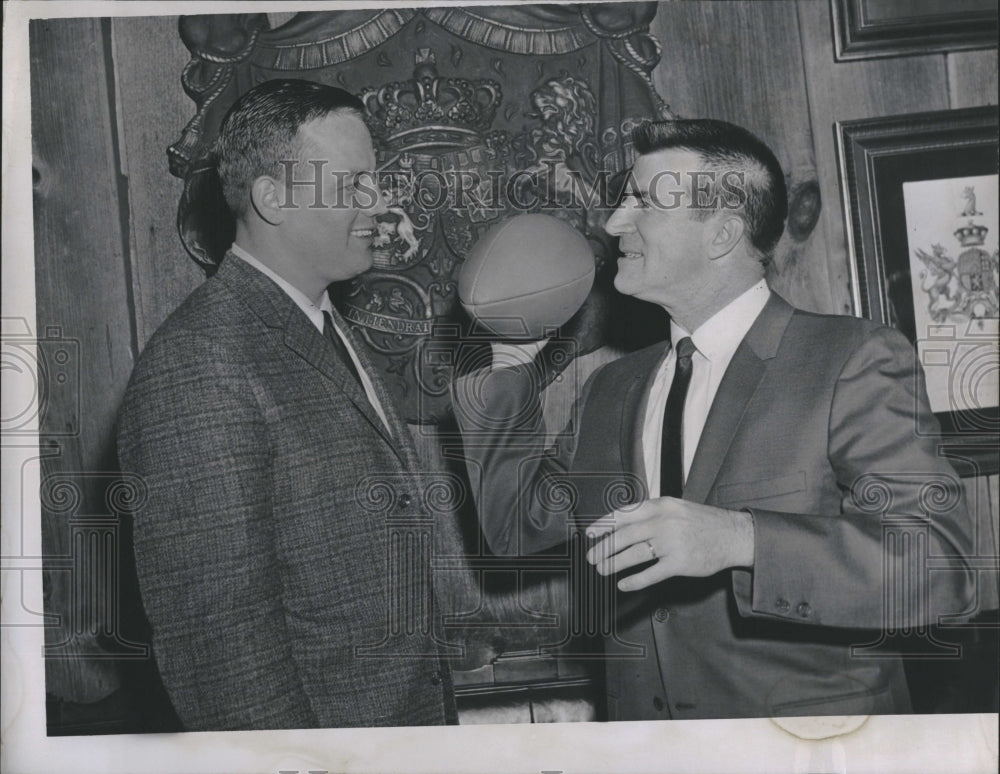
453;363;596;556
117;329;316;730
732;326;977;629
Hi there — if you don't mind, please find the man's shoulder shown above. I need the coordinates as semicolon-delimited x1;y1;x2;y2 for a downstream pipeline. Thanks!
785;305;907;353
763;304;920;391
788;305;882;332
133;273;254;374
162;269;236;327
587;340;668;386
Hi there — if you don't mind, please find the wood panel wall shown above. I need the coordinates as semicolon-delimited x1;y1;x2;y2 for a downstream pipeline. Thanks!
110;17;203;347
31;17;137;704
30;2;998;721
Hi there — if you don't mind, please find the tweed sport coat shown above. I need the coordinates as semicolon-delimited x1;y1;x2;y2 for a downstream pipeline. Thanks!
118;254;455;730
454;293;976;721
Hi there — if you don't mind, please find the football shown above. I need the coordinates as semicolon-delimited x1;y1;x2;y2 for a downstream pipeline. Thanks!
458;214;596;338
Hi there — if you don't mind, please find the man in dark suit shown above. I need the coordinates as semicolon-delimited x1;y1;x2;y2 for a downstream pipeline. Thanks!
118;80;455;730
453;118;976;720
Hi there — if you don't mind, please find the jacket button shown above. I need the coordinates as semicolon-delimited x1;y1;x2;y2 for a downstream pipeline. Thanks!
796;602;812;618
654;607;671;622
776;598;790;612
652;696;664;711
398;493;413;509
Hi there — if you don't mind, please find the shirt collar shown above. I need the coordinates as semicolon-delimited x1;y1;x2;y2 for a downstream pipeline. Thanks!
669;279;770;361
230;243;330;332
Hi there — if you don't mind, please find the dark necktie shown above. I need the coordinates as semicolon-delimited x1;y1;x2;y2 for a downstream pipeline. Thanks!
323;311;363;388
660;336;696;498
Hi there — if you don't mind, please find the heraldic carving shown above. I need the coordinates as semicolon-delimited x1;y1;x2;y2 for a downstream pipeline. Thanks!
171;5;670;422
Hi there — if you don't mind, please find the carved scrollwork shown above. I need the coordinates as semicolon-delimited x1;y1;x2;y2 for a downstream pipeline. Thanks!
580;3;671;119
168;14;270;179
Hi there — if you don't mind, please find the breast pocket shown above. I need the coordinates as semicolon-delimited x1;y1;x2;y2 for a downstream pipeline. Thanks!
713;471;807;507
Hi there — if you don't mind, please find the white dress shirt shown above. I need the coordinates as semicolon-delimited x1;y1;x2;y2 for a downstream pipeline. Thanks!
642;280;771;495
230;244;390;431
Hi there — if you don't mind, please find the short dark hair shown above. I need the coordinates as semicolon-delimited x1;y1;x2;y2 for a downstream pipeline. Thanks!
215;79;365;219
632;119;788;258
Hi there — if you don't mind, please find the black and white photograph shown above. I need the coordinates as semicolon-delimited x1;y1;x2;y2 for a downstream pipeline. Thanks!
2;1;998;772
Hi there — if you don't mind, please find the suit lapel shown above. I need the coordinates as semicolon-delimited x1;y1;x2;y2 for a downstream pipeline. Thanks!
216;253;402;453
284;307;400;450
683;294;795;504
332;305;418;464
682;347;766;504
621;343;670;490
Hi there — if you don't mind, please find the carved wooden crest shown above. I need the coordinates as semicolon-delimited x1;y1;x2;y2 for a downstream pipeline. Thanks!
171;5;670;421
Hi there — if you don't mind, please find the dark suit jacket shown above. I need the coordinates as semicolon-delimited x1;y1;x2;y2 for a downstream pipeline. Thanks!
118;254;455;730
455;293;975;720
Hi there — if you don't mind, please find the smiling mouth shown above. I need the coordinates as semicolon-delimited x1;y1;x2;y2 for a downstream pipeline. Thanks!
351;228;375;239
619;252;642;260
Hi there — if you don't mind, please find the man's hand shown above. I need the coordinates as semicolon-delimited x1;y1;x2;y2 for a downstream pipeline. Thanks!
585;498;755;591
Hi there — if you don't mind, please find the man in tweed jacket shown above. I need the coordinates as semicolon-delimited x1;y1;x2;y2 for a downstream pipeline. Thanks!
118;80;456;729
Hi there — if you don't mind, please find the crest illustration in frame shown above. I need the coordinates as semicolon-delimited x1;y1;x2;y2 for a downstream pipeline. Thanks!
837;106;1000;474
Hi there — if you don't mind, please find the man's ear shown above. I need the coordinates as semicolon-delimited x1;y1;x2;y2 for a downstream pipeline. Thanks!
707;214;745;259
250;176;287;226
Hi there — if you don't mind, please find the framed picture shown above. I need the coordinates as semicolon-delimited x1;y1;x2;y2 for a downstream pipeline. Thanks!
831;0;998;61
837;106;999;475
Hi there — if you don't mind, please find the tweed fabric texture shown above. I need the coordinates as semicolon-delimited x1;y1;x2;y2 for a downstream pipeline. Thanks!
118;254;454;730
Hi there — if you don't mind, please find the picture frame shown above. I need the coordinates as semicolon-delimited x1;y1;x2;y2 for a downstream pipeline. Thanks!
831;0;998;61
837;106;1000;475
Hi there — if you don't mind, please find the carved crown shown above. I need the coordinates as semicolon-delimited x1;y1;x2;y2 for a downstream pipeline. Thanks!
955;221;989;248
360;49;502;152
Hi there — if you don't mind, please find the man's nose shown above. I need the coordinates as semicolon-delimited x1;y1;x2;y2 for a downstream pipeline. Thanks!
604;206;633;236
